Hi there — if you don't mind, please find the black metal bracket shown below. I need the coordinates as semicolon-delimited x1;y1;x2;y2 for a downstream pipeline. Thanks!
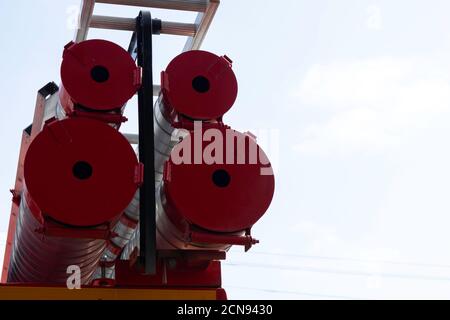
128;11;161;275
38;81;59;98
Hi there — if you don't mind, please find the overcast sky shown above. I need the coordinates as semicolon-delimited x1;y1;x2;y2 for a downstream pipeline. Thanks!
1;0;450;299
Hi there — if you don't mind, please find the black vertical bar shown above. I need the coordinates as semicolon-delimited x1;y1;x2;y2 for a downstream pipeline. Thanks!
136;11;156;275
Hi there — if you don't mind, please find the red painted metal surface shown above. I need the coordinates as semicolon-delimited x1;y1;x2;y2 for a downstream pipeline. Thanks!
163;127;275;233
7;200;106;284
6;117;141;284
153;126;275;253
1;133;29;283
161;50;238;120
2;88;49;282
115;260;222;288
24;117;139;226
216;288;228;300
60;39;141;112
2;37;274;298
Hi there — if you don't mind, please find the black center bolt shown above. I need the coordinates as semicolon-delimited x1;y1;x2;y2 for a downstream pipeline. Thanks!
91;66;110;83
72;161;93;180
192;76;210;93
212;169;231;188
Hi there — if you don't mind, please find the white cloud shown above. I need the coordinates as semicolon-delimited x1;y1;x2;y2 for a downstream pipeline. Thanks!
367;5;383;31
290;220;402;263
290;220;342;253
293;56;450;155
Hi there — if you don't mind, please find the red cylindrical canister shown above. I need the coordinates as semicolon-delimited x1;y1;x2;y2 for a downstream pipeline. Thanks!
161;50;238;121
154;50;238;186
7;117;140;284
156;126;275;251
59;39;141;114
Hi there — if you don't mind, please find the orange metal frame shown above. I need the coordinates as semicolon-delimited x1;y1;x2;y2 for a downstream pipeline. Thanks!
1;87;51;283
0;284;224;300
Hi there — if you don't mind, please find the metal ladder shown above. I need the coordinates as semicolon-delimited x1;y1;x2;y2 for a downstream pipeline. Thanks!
75;0;219;50
75;0;219;96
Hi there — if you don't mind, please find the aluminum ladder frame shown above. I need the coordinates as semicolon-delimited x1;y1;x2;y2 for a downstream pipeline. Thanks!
75;0;219;96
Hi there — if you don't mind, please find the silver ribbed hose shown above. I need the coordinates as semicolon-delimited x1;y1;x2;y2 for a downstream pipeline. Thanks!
56;101;123;130
153;95;186;185
93;95;185;280
121;182;233;260
8;193;106;284
92;190;139;279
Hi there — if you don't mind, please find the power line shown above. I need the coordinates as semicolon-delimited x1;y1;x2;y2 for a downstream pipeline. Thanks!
229;250;450;270
224;262;450;282
227;286;358;300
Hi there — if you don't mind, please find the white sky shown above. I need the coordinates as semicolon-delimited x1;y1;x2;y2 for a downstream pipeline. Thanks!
1;0;450;299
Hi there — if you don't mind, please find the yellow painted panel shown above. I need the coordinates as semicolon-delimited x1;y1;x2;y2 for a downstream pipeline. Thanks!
0;286;217;300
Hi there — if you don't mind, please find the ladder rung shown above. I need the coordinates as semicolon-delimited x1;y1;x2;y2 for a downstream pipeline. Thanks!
161;20;197;37
95;0;208;12
122;133;139;144
90;15;196;36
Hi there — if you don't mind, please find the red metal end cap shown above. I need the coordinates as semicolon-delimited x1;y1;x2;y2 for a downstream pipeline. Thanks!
162;50;238;120
61;39;140;111
24;118;139;227
164;128;275;233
